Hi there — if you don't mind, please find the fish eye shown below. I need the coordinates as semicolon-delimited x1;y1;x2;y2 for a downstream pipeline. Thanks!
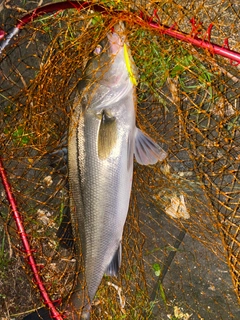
93;44;102;55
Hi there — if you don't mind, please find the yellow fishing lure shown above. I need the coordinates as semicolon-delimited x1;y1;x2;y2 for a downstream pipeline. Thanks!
124;43;138;86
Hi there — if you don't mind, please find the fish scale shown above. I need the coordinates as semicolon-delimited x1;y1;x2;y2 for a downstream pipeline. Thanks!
69;98;134;313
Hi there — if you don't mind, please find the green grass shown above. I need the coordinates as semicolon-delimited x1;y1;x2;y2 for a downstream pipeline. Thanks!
3;125;32;146
131;28;216;105
152;263;167;305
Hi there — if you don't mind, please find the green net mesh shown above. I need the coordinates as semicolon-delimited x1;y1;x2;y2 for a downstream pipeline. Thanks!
0;1;239;319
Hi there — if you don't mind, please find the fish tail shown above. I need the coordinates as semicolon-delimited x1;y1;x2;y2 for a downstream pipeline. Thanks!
65;304;91;320
64;275;91;320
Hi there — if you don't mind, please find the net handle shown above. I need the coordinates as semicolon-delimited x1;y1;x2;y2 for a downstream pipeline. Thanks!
0;1;239;64
0;158;63;320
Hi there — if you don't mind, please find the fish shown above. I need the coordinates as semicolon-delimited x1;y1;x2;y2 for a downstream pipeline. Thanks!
64;22;167;319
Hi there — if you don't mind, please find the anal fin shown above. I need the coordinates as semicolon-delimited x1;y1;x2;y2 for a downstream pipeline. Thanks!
105;243;122;277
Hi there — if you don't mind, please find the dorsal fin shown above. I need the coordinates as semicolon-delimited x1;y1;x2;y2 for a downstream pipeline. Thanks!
56;206;75;249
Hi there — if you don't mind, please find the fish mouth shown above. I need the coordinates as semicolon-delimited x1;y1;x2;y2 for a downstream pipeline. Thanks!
107;31;125;56
107;22;126;56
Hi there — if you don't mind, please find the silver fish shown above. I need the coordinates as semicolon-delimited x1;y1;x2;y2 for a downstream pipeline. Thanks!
66;22;167;319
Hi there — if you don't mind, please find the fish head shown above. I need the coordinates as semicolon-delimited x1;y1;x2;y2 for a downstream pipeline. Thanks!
85;22;138;93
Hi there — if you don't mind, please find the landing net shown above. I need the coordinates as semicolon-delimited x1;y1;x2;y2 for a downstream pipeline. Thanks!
0;1;239;319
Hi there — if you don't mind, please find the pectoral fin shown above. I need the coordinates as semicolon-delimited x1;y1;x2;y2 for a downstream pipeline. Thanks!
105;243;122;277
98;110;117;160
134;128;167;165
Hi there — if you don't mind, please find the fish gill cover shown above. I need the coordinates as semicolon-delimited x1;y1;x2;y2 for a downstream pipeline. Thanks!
0;0;239;319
